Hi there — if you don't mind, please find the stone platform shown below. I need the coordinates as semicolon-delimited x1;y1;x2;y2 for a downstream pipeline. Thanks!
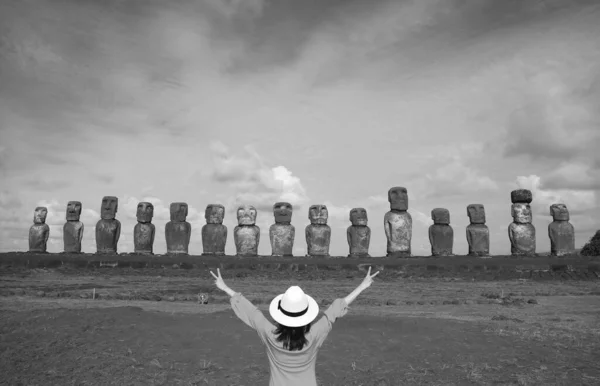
0;252;598;281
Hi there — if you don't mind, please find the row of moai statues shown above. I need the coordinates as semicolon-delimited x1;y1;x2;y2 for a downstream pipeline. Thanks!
27;187;576;257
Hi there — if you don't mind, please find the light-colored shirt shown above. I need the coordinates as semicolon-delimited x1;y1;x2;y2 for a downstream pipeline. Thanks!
230;293;348;386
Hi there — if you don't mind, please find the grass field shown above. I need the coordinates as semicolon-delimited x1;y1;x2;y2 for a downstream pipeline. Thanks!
1;267;599;385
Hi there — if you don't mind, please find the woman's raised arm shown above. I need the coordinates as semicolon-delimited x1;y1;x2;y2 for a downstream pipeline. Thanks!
344;266;379;305
210;268;237;297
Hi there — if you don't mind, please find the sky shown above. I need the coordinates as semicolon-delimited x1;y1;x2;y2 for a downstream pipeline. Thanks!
1;0;599;256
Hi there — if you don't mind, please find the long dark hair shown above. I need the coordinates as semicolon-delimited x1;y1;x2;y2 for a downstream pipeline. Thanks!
274;322;312;351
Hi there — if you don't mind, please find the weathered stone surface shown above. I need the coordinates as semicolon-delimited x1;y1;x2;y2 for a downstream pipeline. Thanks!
466;204;489;257
429;208;453;256
96;196;121;254
548;203;575;256
385;187;412;257
347;208;370;257
63;201;84;253
509;203;536;256
134;202;155;255
165;202;191;255
29;207;50;253
273;202;293;224
234;205;260;256
306;205;331;257
270;202;294;256
511;189;533;204
202;204;227;256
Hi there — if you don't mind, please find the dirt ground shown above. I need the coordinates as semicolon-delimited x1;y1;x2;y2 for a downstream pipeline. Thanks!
1;269;599;385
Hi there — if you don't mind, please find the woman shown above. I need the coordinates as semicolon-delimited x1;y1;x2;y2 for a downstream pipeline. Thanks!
210;266;380;386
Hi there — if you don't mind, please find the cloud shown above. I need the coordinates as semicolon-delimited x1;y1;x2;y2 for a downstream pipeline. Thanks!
515;175;596;216
209;141;309;212
500;48;600;172
0;190;25;252
420;156;498;199
21;177;71;191
543;162;600;191
407;143;498;200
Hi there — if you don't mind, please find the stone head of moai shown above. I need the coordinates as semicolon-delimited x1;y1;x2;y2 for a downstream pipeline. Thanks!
350;208;368;226
511;203;532;224
170;202;188;222
66;201;82;221
388;187;409;211
432;208;450;225
550;203;570;221
136;202;154;223
237;205;257;226
33;206;48;224
511;189;533;204
205;204;225;224
100;196;118;220
309;205;328;225
467;204;486;224
273;202;293;224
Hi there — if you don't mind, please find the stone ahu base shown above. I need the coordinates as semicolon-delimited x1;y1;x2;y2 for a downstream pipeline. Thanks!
0;252;598;281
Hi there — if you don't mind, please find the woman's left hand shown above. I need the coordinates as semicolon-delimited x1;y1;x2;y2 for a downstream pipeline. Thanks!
210;268;228;291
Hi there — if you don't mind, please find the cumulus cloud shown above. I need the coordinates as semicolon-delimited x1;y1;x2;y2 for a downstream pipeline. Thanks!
407;143;498;200
515;175;596;216
420;156;498;199
543;162;600;191
209;141;309;212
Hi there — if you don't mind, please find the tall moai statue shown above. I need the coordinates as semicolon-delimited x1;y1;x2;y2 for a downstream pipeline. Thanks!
29;206;50;253
165;202;191;255
63;201;84;253
269;202;295;257
234;205;260;256
466;204;489;257
305;205;331;257
134;202;155;255
384;187;412;257
347;208;371;258
429;208;454;256
548;203;575;256
96;196;121;254
508;189;536;256
202;204;227;256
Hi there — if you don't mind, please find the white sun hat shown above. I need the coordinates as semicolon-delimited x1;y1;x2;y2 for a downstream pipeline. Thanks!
269;286;320;327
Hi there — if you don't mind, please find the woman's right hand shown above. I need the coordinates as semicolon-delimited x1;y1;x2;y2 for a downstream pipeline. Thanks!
360;266;380;289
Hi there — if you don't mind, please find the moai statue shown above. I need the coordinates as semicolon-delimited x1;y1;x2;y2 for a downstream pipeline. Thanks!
305;205;331;257
269;202;295;257
234;205;260;256
466;204;489;257
201;204;227;256
63;201;84;253
508;189;536;256
429;208;454;256
165;202;191;255
347;208;371;258
95;196;121;254
548;203;575;256
384;187;412;257
133;202;155;255
29;206;50;253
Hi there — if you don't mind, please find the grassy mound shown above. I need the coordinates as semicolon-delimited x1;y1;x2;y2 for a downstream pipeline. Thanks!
581;230;600;256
